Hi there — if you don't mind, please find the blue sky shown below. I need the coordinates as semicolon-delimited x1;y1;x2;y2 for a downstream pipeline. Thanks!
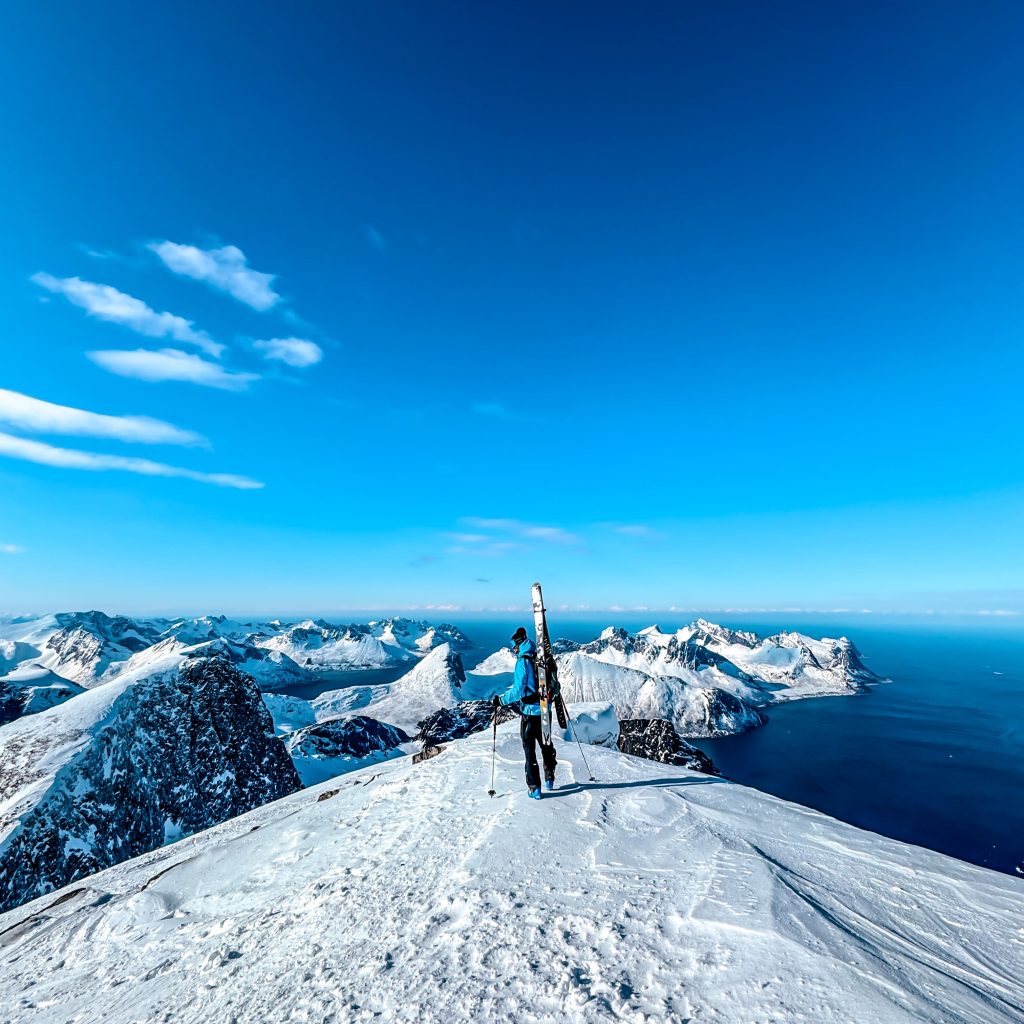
0;2;1021;616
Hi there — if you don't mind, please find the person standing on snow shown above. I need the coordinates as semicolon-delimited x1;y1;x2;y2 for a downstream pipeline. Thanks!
493;626;557;799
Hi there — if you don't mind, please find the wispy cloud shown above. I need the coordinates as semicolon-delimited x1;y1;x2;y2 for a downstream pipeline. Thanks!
1;543;24;554
78;244;120;260
0;431;262;490
0;388;206;447
445;541;522;557
471;402;509;418
614;524;664;539
363;225;386;252
456;517;582;546
31;273;222;357
88;349;259;391
461;517;521;531
149;241;280;311
253;337;323;368
522;525;579;544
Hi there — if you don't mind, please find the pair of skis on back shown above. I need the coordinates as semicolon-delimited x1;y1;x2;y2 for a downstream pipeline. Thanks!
487;582;596;795
531;581;568;743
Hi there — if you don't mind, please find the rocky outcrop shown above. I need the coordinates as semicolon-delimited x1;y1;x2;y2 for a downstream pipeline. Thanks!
0;657;300;914
617;719;719;775
416;701;516;746
287;716;409;763
283;714;410;786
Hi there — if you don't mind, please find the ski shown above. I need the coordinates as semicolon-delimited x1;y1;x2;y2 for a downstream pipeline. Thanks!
531;581;555;744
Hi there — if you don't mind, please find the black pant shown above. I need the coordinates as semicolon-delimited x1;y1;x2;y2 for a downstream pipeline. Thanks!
520;714;557;791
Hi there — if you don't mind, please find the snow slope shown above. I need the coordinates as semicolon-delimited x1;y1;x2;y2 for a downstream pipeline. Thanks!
0;728;1021;1024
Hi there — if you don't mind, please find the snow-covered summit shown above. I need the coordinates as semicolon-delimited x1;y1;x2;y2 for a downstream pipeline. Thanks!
355;643;475;734
1;728;1020;1024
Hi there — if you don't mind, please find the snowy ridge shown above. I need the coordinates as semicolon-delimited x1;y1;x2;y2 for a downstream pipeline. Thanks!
1;729;1020;1024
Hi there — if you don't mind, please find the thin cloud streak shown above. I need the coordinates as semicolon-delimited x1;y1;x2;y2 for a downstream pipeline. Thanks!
87;349;259;391
0;431;263;490
149;241;280;311
31;273;222;357
1;543;24;554
459;517;582;545
0;388;206;447
614;524;664;538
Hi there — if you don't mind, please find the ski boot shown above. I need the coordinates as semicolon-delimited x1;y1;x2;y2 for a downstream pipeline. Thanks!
529;788;542;800
545;777;555;792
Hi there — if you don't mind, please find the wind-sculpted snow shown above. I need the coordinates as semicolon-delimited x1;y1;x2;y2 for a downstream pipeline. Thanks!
1;729;1020;1024
564;701;620;747
617;718;719;775
0;656;300;914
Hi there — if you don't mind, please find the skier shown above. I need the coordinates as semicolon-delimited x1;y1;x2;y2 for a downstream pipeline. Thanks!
493;626;557;799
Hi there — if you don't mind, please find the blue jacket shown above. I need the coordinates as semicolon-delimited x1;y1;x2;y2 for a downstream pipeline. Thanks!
498;638;540;716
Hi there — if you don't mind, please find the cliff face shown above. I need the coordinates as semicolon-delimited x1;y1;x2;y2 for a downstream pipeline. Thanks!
617;718;719;775
0;656;300;914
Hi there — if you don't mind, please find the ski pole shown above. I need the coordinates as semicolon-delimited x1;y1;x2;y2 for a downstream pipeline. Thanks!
487;706;497;797
566;714;597;782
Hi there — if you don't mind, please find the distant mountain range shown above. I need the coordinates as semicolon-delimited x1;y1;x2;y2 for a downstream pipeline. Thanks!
0;610;884;914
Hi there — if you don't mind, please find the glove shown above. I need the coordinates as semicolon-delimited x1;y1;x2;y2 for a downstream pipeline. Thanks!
492;694;501;710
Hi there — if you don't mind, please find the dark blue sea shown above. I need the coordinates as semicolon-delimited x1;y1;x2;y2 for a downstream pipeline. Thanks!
289;613;1023;875
455;615;1024;876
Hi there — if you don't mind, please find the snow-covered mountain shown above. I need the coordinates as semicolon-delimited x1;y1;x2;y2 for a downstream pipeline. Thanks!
0;613;472;723
0;661;84;726
0;649;299;914
254;618;470;671
458;620;885;740
557;620;881;698
555;650;766;737
282;715;410;786
351;643;489;734
1;727;1019;1024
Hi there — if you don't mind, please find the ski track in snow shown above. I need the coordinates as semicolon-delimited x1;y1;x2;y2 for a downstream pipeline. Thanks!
2;727;1023;1024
